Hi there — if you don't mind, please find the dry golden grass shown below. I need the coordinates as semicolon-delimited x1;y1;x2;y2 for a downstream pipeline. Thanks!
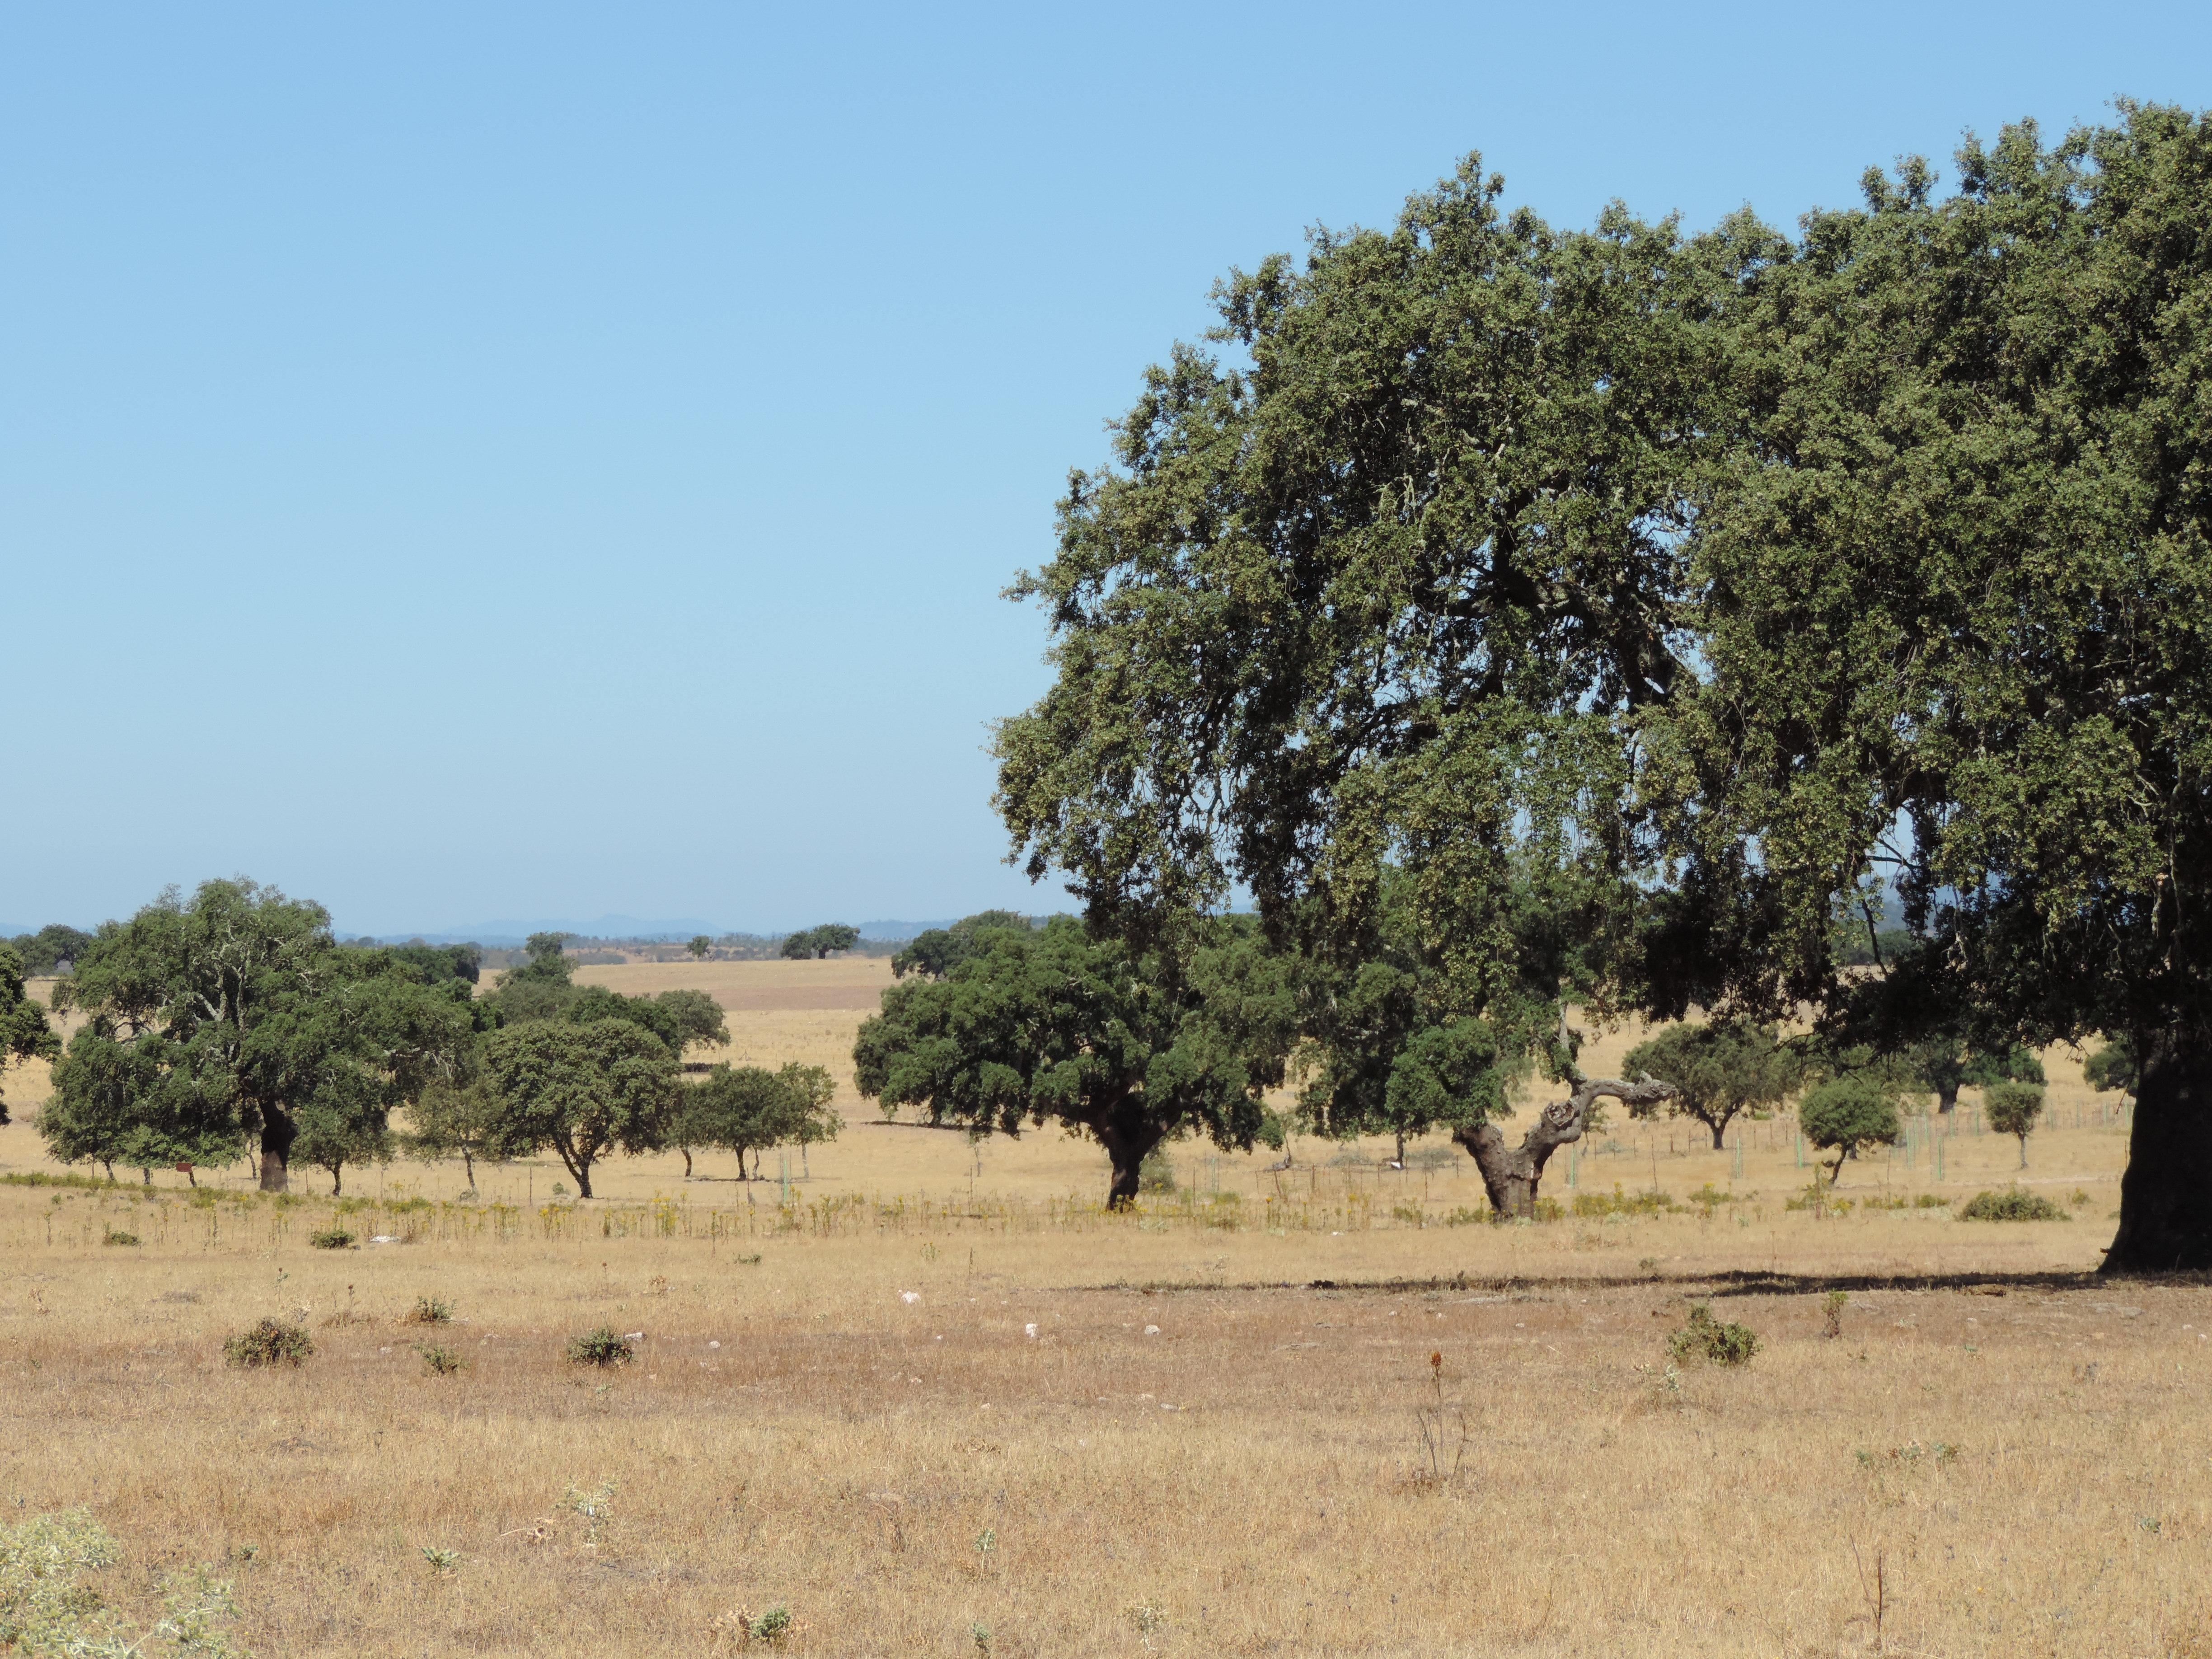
3;963;2207;1654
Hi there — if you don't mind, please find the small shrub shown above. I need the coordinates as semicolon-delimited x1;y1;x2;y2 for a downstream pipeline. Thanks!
566;1326;633;1367
709;1602;805;1648
1137;1149;1179;1193
1667;1302;1758;1367
420;1544;459;1575
416;1343;468;1377
1441;1206;1488;1226
1822;1289;1849;1340
404;1295;453;1325
1959;1187;2067;1222
1573;1185;1674;1218
223;1317;314;1369
308;1227;354;1250
1913;1192;1950;1208
103;1227;141;1247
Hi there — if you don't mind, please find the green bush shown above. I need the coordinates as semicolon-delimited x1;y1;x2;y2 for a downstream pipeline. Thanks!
404;1295;453;1325
223;1318;314;1369
1573;1185;1674;1218
102;1228;141;1247
566;1326;633;1367
415;1343;468;1377
1667;1302;1759;1367
308;1227;354;1250
1959;1186;2067;1222
1136;1148;1178;1194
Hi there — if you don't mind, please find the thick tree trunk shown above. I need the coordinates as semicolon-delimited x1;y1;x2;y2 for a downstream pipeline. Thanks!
681;1147;693;1178
573;1162;594;1200
460;1150;474;1190
1708;1116;1729;1151
2103;1035;2212;1273
1456;1074;1677;1218
1936;1083;1960;1115
258;1110;295;1193
1096;1112;1166;1211
330;1166;343;1196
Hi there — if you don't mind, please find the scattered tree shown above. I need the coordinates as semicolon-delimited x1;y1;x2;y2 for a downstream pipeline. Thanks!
688;935;712;961
2085;1034;2138;1100
479;1018;678;1198
565;985;728;1063
891;913;1030;979
781;924;860;961
683;1062;837;1179
1798;1075;1904;1186
406;1081;501;1189
1668;109;2212;1270
1622;1020;1798;1150
854;914;1293;1206
6;924;94;977
1984;1080;2046;1169
489;933;577;1023
0;945;59;1124
1903;1035;2046;1116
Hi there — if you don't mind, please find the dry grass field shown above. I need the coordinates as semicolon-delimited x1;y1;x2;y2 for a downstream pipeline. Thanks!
2;960;2208;1655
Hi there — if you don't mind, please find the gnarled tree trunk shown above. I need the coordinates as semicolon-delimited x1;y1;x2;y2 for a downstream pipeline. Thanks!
258;1109;295;1193
1456;1074;1676;1219
1094;1105;1167;1211
2104;1034;2212;1274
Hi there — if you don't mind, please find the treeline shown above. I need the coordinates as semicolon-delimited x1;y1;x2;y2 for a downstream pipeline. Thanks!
0;889;834;1197
852;911;2138;1209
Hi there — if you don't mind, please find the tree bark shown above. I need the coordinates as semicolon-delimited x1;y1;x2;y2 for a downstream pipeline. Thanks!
258;1109;295;1193
1936;1083;1960;1115
2103;1033;2212;1273
1095;1110;1167;1211
1456;1075;1677;1218
1707;1115;1729;1151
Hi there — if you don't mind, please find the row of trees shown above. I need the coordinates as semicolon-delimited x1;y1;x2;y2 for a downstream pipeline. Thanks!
5;889;834;1196
919;107;2212;1267
851;910;2109;1206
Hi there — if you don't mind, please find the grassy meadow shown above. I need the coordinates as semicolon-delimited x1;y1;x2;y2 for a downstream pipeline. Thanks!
1;960;2207;1655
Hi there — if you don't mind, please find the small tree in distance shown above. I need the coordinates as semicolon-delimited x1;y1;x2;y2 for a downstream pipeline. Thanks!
1799;1074;1903;1186
688;936;712;961
1622;1019;1797;1150
781;924;859;961
1984;1080;2046;1170
0;944;60;1125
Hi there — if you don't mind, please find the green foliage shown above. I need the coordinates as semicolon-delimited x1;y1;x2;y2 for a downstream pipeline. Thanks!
1983;1080;2046;1165
780;924;860;961
683;1062;838;1179
1797;1074;1903;1184
101;1228;140;1247
307;1227;354;1249
7;924;95;978
1960;1187;2068;1222
0;945;60;1126
1622;1020;1797;1148
405;1295;453;1325
47;879;479;1193
992;155;1729;1120
0;1509;247;1658
566;1326;633;1367
853;914;1295;1205
1136;1148;1178;1193
2084;1034;2138;1097
891;912;1031;979
404;1081;502;1188
479;1018;680;1198
687;935;712;961
563;985;728;1062
415;1344;467;1377
1667;1303;1759;1367
223;1317;314;1368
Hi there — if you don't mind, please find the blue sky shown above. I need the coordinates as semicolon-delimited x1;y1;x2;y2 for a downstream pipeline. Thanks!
6;2;2207;937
